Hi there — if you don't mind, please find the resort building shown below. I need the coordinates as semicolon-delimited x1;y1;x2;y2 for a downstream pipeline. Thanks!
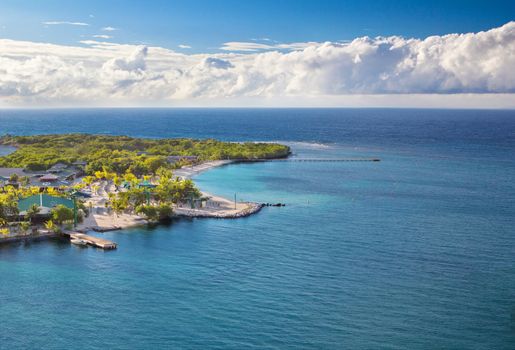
39;174;59;183
0;165;75;189
18;194;74;218
47;163;68;173
0;168;26;180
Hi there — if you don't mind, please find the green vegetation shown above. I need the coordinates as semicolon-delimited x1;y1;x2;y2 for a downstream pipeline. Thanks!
106;169;200;222
136;203;173;222
0;133;289;236
25;204;40;224
0;134;290;175
51;205;74;225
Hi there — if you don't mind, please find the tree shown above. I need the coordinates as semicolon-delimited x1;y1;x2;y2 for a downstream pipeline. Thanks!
110;196;128;216
44;220;61;233
51;205;74;225
46;187;59;196
82;176;95;186
19;176;30;187
94;170;105;180
26;204;40;224
20;221;30;235
113;174;122;188
156;203;173;220
123;171;138;185
135;203;173;222
135;204;158;221
9;173;19;183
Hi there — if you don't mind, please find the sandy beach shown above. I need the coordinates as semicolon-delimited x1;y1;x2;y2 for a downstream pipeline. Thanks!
76;160;261;232
173;160;233;179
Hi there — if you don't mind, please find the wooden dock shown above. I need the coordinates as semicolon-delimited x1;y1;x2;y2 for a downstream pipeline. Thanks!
67;232;117;250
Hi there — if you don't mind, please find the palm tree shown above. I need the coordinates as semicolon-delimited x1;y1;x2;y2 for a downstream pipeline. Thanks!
20;221;30;236
25;204;40;224
9;173;19;183
44;220;57;233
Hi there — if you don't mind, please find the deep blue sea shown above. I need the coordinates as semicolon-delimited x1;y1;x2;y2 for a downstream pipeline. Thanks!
1;109;514;349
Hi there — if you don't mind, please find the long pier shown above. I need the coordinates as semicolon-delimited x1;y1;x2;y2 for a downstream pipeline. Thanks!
65;232;117;250
248;158;380;163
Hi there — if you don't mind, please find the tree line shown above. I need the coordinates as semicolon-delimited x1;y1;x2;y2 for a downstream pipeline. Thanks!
0;134;290;175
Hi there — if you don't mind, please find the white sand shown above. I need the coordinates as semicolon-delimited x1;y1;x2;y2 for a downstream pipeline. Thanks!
173;160;233;179
76;160;259;231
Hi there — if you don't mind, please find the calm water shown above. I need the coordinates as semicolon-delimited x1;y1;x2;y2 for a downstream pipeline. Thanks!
1;109;514;349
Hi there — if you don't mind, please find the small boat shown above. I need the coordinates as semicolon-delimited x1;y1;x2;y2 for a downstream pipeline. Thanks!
70;238;88;246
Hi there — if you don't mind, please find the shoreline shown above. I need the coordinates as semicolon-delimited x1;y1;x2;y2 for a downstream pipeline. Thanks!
1;159;265;245
174;160;234;179
76;160;262;233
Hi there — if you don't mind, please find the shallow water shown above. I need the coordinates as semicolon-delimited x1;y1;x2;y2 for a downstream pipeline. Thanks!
1;109;514;349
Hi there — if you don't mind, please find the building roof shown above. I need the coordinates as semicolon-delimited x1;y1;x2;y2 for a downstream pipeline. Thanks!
48;163;69;173
138;180;157;188
40;174;59;182
0;168;26;178
18;194;74;212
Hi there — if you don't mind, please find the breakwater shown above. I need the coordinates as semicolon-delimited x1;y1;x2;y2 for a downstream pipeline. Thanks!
175;202;264;219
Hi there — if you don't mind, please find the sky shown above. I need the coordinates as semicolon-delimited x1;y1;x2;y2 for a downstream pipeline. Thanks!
0;0;514;108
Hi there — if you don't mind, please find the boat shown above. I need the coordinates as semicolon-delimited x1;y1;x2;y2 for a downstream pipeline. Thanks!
70;238;88;246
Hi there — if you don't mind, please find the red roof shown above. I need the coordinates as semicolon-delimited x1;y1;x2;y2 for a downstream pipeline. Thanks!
40;174;59;182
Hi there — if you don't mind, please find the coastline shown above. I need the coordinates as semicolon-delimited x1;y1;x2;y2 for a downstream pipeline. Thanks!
75;160;262;233
173;160;234;179
1;159;270;246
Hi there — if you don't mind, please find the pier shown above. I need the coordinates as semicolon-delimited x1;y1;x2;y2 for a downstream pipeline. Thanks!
65;232;117;250
247;158;380;163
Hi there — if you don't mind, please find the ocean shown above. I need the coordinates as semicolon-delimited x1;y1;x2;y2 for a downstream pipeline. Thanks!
0;108;514;349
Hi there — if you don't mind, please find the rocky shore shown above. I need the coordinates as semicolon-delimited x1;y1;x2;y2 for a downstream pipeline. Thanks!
175;202;264;219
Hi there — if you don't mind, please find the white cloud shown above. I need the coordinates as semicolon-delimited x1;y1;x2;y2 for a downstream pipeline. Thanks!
220;41;316;51
1;22;514;107
102;26;117;31
93;35;112;39
178;44;191;49
43;21;89;26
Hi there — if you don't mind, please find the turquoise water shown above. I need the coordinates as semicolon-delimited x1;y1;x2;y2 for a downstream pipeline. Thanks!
1;109;514;349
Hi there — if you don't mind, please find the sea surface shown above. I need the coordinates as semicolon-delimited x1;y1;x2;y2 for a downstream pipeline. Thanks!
1;108;514;349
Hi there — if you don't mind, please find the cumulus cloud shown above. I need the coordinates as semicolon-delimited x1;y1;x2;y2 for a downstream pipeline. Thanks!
102;26;117;31
0;22;514;106
202;57;234;69
220;41;316;52
178;44;191;49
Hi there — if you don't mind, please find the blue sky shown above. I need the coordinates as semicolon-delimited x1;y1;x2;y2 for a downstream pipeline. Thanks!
0;0;513;52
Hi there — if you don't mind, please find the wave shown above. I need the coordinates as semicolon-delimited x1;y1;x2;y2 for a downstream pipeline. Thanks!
252;141;333;149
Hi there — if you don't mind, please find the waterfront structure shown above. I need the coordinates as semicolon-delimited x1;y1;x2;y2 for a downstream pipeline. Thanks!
18;194;74;217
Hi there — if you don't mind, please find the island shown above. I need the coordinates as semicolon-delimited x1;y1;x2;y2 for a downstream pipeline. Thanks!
0;134;290;247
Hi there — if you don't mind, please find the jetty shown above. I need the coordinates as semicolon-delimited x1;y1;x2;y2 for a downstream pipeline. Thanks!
245;158;380;163
65;232;117;250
